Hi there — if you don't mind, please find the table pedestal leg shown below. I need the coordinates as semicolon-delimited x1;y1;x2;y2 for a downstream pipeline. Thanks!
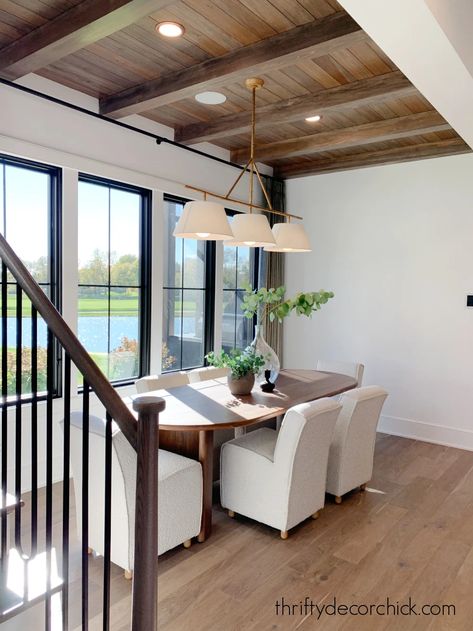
197;430;214;543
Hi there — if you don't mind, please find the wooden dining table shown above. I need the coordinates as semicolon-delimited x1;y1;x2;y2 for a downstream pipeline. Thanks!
127;369;357;542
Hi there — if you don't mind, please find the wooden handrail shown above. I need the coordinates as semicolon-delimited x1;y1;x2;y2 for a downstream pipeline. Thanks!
0;233;138;449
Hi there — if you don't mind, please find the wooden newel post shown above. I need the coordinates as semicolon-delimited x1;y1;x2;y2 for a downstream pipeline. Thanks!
131;395;166;631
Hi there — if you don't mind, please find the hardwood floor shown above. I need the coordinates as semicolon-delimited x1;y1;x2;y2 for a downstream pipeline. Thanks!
154;434;473;631
10;433;473;630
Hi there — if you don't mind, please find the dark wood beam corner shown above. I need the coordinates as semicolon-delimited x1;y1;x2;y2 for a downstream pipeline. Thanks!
100;11;365;118
275;138;471;179
175;71;416;145
0;0;173;80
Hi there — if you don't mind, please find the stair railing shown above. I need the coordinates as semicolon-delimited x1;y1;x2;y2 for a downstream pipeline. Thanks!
0;232;162;630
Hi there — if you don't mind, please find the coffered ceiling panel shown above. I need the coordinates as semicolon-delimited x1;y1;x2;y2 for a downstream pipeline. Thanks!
0;0;469;177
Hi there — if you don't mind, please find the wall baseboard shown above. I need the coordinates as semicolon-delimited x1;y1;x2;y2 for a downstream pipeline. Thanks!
378;414;473;452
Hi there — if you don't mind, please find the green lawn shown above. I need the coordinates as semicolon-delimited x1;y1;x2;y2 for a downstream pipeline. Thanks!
79;296;139;316
3;294;198;317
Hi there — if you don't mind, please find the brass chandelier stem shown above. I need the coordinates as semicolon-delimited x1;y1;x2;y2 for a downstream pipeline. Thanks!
250;82;256;164
248;84;256;212
200;76;292;219
225;156;251;199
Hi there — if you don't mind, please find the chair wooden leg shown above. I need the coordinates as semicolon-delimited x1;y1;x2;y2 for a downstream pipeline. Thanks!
312;510;320;520
183;539;192;549
228;510;235;518
360;483;367;491
124;570;133;580
335;496;342;504
280;530;289;540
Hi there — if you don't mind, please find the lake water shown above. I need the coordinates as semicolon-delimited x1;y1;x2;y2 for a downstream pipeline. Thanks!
2;316;197;353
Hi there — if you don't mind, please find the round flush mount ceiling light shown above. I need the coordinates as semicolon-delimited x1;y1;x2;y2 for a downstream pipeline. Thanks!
195;91;227;105
156;21;185;37
305;114;322;122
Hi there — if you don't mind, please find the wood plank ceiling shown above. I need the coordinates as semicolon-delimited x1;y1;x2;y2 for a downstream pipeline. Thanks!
0;0;470;178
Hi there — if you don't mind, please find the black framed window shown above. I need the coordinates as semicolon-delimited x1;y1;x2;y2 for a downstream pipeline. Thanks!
0;154;61;396
162;195;215;372
222;211;259;352
78;175;151;384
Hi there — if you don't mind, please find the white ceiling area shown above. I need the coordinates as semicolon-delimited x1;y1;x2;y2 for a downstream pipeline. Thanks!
340;0;473;150
425;0;473;82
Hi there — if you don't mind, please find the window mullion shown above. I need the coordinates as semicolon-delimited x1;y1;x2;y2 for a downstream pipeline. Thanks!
213;241;223;354
180;238;184;370
62;168;79;396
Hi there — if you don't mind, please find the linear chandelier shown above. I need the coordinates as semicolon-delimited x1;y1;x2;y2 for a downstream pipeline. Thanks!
174;78;311;252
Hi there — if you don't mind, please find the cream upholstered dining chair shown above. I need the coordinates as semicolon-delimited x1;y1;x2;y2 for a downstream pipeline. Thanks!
62;413;202;579
316;359;364;387
135;371;189;393
220;398;342;539
326;386;388;504
187;366;229;383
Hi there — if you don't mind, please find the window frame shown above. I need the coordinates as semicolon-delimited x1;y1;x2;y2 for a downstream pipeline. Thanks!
162;194;216;372
0;152;62;400
77;173;152;386
221;208;260;352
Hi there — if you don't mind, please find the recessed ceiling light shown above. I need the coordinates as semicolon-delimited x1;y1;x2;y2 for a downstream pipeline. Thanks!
305;114;322;122
156;21;185;37
195;91;227;105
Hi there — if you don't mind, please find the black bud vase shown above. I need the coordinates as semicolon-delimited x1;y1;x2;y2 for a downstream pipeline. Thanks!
260;369;275;393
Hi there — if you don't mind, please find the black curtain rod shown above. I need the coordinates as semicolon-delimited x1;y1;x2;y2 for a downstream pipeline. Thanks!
0;76;280;182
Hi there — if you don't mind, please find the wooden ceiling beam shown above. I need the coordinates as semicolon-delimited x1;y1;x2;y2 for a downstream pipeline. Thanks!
231;111;451;163
0;0;173;80
100;11;365;118
275;138;471;179
175;71;416;145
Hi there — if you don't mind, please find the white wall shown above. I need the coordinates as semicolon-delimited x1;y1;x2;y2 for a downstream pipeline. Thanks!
425;0;473;80
284;153;473;450
0;74;268;491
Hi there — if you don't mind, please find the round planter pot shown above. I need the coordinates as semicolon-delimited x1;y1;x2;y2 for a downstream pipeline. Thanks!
227;372;255;396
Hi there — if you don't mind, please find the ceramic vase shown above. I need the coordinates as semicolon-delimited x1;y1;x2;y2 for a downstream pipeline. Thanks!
250;324;280;384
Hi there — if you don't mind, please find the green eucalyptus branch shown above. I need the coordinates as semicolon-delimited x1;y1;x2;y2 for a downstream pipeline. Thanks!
241;284;334;325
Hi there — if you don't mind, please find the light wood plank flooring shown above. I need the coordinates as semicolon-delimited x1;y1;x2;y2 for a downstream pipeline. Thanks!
152;434;473;631
9;433;473;630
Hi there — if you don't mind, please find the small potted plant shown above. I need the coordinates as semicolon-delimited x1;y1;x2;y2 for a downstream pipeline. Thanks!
206;348;266;396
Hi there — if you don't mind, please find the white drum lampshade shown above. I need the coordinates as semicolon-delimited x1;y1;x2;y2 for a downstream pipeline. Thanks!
225;213;276;247
173;200;233;240
264;222;311;252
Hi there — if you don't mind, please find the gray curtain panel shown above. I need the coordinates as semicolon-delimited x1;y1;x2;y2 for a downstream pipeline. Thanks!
260;177;286;361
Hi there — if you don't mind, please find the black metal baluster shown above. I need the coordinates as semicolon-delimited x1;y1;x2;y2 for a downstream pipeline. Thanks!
1;263;8;560
45;327;54;631
62;353;71;631
30;306;38;556
102;412;112;631
14;285;22;548
82;380;89;631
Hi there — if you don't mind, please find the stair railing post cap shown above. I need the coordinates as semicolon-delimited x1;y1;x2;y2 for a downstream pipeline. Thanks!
133;395;166;415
